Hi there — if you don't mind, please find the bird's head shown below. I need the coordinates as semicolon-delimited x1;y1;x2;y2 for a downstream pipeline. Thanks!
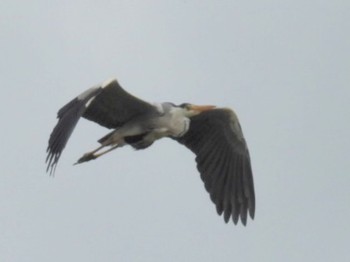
178;103;216;117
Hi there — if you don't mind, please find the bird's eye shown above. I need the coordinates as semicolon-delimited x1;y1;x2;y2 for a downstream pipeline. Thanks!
180;103;191;110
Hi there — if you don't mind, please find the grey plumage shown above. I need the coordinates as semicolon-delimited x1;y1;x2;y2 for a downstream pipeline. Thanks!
46;79;158;174
46;87;103;174
173;109;255;225
46;78;255;225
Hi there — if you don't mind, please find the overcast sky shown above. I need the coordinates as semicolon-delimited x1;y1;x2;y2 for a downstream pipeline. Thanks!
1;1;349;261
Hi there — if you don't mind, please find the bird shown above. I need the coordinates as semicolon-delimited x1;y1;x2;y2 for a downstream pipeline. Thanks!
46;78;255;225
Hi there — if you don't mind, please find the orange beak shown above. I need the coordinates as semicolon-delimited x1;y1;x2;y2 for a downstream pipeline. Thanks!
189;104;216;112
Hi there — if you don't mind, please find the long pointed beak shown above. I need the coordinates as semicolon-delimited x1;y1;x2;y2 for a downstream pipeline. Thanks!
189;104;216;112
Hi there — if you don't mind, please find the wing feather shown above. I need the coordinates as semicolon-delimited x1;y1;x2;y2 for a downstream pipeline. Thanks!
174;108;255;225
46;86;102;174
83;80;157;128
46;79;157;174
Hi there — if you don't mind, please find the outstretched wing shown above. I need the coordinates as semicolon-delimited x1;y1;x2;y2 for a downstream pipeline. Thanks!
83;79;157;129
174;108;255;225
46;79;157;174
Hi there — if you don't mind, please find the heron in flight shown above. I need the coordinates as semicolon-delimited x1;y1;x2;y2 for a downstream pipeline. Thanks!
46;78;255;225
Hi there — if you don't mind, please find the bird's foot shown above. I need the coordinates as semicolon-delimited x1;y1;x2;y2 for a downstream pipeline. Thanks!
74;153;97;165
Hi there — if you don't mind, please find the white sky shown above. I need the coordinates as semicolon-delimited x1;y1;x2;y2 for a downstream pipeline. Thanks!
1;1;349;261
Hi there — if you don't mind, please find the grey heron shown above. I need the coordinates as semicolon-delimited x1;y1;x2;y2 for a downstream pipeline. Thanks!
46;78;255;225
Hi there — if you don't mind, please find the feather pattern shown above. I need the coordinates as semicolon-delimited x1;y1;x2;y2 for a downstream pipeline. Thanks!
174;108;255;225
46;79;157;174
83;80;157;129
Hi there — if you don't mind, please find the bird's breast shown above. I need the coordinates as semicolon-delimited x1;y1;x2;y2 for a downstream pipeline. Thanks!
149;107;190;138
165;114;190;137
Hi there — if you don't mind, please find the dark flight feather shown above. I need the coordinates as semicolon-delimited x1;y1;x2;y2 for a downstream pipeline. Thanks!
174;108;255;224
46;79;157;174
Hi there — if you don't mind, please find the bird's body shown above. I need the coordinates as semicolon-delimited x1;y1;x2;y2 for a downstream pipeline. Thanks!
46;78;255;225
89;103;190;155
